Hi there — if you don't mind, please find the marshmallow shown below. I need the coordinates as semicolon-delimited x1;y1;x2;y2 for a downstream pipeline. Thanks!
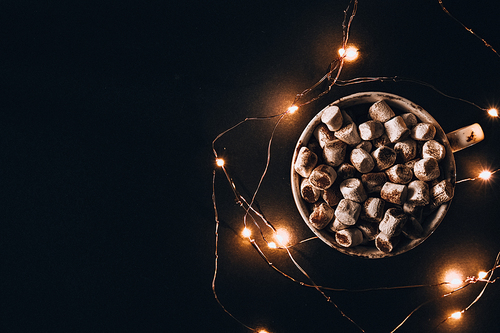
372;133;391;148
361;197;385;223
380;182;408;205
335;199;361;225
406;180;430;206
309;164;337;190
411;123;436;141
335;228;364;247
369;100;395;122
300;178;321;203
323;139;347;167
340;178;368;203
335;123;362;145
402;216;423;240
385;164;413;184
329;217;350;232
413;157;440;181
356;220;379;241
375;232;399;253
378;208;407;238
321;105;343;131
400;113;418;128
430;179;454;207
371;146;397;171
356;140;373;153
336;163;358;180
422;140;446;161
314;123;336;148
359;120;384;140
322;184;342;207
384;116;409;143
309;202;334;230
394;139;417;163
350;148;375;173
361;172;387;194
294;146;318;178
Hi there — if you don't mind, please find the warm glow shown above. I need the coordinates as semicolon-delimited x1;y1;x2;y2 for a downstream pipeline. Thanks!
338;46;359;61
488;108;499;117
450;311;462;319
268;241;277;249
478;271;488;279
287;105;298;114
242;227;252;238
216;158;225;167
258;330;269;333
445;271;463;287
479;170;492;180
275;228;290;246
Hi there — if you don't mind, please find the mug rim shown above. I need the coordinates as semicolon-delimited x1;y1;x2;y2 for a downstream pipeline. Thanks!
290;91;457;258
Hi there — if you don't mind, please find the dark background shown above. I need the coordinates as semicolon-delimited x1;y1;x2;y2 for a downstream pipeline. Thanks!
1;0;499;332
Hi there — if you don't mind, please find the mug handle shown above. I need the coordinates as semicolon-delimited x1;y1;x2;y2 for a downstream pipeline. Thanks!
446;123;484;153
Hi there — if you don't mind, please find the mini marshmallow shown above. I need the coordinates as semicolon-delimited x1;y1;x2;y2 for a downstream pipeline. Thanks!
335;199;361;225
413;157;440;181
385;164;413;184
322;184;342;207
300;178;321;203
323;139;347;167
309;164;337;190
361;172;387;194
411;123;436;141
356;140;373;153
422;140;446;161
329;217;350;232
372;133;391;148
335;123;362;145
356;220;379;241
350;148;375;173
361;197;385;223
380;182;408;205
294;146;318;178
340;178;368;203
309;202;334;230
371;146;397;171
321;105;343;131
402;216;423;240
400;113;418;128
359;120;384;140
335;228;364;247
369;100;395;122
378;208;407;238
375;232;399;253
384;116;409;143
406;180;429;206
430;179;454;207
314;123;336;148
394;139;417;163
336;163;358;180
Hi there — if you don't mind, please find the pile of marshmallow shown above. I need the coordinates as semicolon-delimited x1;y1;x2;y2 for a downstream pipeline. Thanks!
294;100;454;253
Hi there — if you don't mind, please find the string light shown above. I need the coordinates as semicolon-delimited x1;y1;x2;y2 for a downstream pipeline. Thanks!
450;311;462;319
487;108;499;117
210;0;500;331
457;168;500;183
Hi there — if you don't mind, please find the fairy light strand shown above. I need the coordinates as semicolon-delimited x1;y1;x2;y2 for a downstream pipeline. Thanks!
456;168;500;184
210;0;499;331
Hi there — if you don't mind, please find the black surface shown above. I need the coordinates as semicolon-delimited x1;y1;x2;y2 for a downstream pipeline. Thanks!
1;1;500;332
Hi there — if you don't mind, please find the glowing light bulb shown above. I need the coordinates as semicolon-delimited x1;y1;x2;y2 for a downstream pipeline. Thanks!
216;158;225;167
479;170;492;180
268;241;277;249
275;228;290;246
451;311;462;319
338;46;359;61
287;105;298;114
478;271;488;279
242;227;251;238
258;330;269;333
450;278;462;286
488;108;499;117
445;271;463;287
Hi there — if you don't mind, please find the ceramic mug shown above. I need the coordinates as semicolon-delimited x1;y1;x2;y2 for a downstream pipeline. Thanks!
291;92;483;258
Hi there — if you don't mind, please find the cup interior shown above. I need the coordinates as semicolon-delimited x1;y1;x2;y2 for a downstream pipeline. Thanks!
291;92;456;258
